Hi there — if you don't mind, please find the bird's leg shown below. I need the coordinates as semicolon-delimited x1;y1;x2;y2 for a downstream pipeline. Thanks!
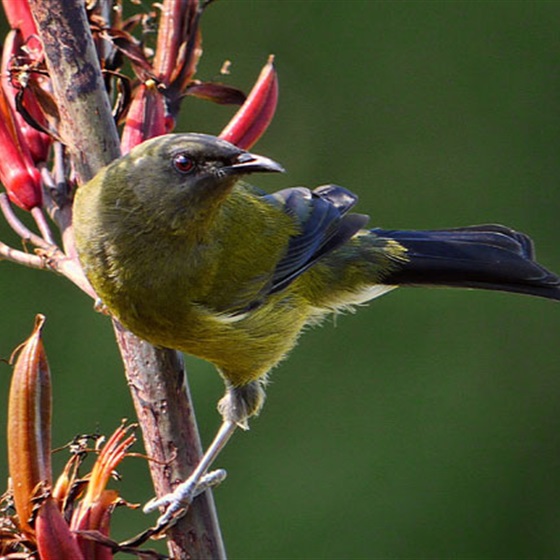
143;380;266;531
143;419;237;529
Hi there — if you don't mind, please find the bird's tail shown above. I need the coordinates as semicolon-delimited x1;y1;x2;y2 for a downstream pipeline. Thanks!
374;224;560;301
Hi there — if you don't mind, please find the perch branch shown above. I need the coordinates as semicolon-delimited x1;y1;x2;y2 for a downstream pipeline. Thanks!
0;193;52;251
27;1;226;558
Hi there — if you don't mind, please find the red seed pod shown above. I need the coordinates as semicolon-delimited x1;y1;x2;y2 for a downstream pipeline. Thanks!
219;55;278;150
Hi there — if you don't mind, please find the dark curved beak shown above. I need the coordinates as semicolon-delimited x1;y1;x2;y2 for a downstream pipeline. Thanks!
226;151;285;175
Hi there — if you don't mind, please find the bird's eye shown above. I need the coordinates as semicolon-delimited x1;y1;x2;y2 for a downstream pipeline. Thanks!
173;153;195;174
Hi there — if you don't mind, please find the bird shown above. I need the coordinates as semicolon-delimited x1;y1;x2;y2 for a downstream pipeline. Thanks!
72;132;560;526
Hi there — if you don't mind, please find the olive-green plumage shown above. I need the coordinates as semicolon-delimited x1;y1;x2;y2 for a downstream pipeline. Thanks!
73;133;560;425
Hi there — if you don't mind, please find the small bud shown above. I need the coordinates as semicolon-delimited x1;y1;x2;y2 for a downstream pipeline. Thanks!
7;315;52;536
219;55;278;150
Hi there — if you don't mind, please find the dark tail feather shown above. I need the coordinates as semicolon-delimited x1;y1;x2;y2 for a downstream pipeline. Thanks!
373;224;560;301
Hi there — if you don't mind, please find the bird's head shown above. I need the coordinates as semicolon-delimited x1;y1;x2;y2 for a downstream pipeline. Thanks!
117;133;284;216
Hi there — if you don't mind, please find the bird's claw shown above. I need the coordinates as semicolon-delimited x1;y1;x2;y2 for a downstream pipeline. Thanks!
144;469;227;532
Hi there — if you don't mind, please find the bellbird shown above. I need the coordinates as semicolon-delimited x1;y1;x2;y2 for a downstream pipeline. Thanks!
73;133;560;524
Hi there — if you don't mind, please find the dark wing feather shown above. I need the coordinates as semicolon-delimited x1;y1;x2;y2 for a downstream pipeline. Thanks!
263;184;369;295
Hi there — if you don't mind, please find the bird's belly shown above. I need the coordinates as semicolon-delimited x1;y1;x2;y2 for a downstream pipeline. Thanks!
116;294;309;387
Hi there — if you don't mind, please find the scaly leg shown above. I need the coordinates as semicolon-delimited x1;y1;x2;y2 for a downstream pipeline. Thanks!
144;420;237;529
143;380;266;531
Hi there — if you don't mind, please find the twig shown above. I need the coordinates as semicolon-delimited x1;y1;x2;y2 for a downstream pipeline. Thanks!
40;144;76;258
0;240;45;269
0;192;96;297
0;193;52;251
31;206;55;245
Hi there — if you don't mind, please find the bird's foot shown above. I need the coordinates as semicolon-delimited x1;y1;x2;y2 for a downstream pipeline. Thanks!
144;469;227;533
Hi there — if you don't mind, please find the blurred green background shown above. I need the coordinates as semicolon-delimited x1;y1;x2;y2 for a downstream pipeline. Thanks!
2;1;560;558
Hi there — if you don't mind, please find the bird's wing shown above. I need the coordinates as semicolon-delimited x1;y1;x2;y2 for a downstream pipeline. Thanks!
262;184;369;295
